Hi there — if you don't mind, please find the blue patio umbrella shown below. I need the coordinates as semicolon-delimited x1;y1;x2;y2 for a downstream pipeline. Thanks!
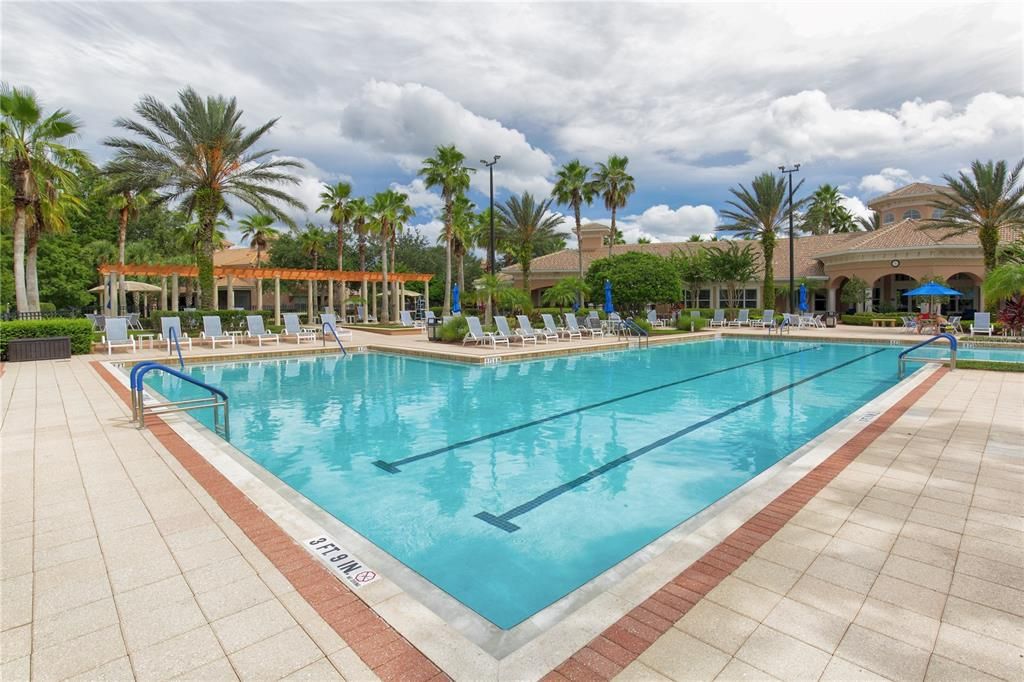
902;282;961;317
452;282;461;313
798;283;808;312
603;280;614;313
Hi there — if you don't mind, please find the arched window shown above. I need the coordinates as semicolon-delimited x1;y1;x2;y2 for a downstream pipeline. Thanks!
902;209;921;220
932;208;944;218
883;213;895;224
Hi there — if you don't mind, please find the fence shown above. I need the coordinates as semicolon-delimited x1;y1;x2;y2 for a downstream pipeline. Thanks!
1;309;83;322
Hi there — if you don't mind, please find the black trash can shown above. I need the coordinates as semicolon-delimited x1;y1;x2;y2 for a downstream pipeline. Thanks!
825;312;838;328
427;317;442;342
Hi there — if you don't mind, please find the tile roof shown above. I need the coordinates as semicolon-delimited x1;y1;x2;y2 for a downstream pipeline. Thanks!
867;182;946;204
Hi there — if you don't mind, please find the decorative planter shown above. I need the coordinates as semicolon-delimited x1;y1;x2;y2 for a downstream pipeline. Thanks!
6;337;72;362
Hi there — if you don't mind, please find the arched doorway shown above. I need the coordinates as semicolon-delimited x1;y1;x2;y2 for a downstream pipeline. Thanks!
946;272;983;314
871;273;918;312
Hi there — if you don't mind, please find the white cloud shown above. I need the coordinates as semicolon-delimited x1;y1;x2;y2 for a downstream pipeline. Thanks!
624;204;720;242
340;81;554;196
389;178;444;218
857;168;930;195
839;194;872;220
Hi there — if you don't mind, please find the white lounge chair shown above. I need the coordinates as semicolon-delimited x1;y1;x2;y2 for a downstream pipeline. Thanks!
245;315;279;346
751;309;775;328
709;309;726;327
900;316;917;333
400;310;425;328
541;313;571;341
646;309;666;328
970;312;993;336
566;313;602;337
518;315;556;343
357;305;377;323
320;313;354;341
729;309;750;327
126;312;144;330
159;316;192;353
496;315;534;345
463;316;508;347
200;316;236;348
283;313;317;344
102;317;136;355
559;314;583;340
944;315;963;334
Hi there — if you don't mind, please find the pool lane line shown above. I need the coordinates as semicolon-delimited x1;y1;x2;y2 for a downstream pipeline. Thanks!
475;347;889;532
372;345;822;474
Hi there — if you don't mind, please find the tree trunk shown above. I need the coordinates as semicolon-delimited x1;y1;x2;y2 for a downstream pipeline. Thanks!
443;200;452;315
381;225;390;323
761;233;776;308
457;252;465;294
609;205;617;256
336;220;345;314
979;224;999;274
197;192;219;310
26;226;40;312
11;166;31;313
574;203;584;307
118;203;129;316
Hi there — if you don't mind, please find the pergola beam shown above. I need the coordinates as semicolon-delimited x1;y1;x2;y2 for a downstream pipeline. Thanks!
98;263;433;283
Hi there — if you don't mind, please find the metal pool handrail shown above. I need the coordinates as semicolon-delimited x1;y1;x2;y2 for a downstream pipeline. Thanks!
168;326;184;370
621;318;649;349
130;361;229;439
898;333;958;378
322;321;348;356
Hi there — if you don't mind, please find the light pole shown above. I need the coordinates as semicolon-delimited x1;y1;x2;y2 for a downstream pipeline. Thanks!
779;164;800;313
480;155;500;324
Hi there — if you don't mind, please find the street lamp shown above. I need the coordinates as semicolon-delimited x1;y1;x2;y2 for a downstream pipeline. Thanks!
480;155;500;274
779;164;801;313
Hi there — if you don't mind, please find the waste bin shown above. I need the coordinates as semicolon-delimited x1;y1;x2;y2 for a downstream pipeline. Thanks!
825;312;838;328
427;317;442;342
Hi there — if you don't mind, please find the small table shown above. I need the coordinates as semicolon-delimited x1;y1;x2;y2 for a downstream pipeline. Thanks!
871;319;897;327
135;333;156;349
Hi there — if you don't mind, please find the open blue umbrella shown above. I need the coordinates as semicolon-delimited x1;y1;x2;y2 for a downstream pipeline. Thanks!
452;283;461;313
902;282;961;319
798;283;808;312
603;280;614;313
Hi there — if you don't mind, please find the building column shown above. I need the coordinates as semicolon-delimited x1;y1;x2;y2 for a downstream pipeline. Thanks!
227;275;235;309
327;278;334;313
256;278;263;312
107;272;117;316
340;279;347;320
307;280;315;324
212;279;219;310
274;276;281;326
171;273;179;311
827;287;837;314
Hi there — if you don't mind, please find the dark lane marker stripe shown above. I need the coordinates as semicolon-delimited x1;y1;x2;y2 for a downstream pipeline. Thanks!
373;345;821;473
475;347;889;532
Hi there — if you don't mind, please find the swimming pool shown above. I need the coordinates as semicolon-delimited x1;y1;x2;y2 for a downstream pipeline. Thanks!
145;339;911;629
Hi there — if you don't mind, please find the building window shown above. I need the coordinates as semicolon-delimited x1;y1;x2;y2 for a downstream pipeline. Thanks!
932;208;944;218
682;289;712;308
739;288;757;308
884;213;895;224
902;209;921;220
814;290;827;311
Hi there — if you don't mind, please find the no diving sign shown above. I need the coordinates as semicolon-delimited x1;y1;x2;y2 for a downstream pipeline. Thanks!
305;536;379;589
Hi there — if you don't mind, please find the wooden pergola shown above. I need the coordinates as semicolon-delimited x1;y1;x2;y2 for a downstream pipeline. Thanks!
98;263;433;324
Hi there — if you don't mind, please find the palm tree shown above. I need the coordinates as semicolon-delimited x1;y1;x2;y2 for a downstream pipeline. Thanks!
104;86;305;309
803;184;858;234
348;197;371;313
369;189;414;323
496;193;565;294
446;195;477;294
238;214;279;266
927;159;1024;274
708;242;757;307
687;234;703;242
474;273;531;314
718;172;801;306
317;181;354;309
541;276;588;311
25;170;83;311
104;176;154;315
858;211;881;231
983;263;1024;335
551;160;595;291
591;155;635;256
299;224;329;270
1;84;89;312
419;144;472;314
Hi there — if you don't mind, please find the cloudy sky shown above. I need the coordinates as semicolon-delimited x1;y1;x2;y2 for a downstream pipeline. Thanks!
4;1;1022;244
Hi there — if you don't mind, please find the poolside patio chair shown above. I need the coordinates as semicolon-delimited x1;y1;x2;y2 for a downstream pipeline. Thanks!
566;313;601;338
399;310;425;328
709;309;726;327
900;316;918;333
245;315;280;346
283;313;317;344
970;312;993;336
159;316;193;353
690;310;701;319
559;314;583;340
729;309;750;327
541;313;572;341
127;312;144;330
496;315;534;345
94;314;106;332
944;315;963;334
102;317;136;355
463;316;509;347
320;313;354;341
357;305;377;323
518;314;556;343
425;311;437;323
200;316;236;348
85;313;97;330
751;310;775;328
646;309;666;328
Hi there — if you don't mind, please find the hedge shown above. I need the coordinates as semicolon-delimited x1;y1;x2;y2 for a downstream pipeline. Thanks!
957;360;1024;372
0;319;95;358
841;313;904;326
149;310;272;332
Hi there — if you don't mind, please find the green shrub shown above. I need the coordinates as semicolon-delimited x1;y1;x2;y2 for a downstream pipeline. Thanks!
0;319;95;358
438;316;469;342
841;313;904;326
39;302;57;313
675;316;708;331
149;309;272;332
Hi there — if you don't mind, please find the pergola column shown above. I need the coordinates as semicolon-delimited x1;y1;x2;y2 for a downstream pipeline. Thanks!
361;278;368;321
307;280;315;324
340;279;348;320
327;278;334;313
371;282;377;319
256;278;263;312
394;280;401;321
160;276;168;310
274;276;281;325
171;273;179;311
213;279;219;310
227;275;235;309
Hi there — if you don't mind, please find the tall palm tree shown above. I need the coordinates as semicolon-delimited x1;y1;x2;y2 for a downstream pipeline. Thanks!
927;159;1024;273
591;155;635;256
718;172;801;306
1;84;89;312
369;189;414;322
803;184;857;234
419;144;472;314
496;193;564;294
445;195;477;294
348;197;371;311
317;181;354;309
858;211;881;232
551;160;595;290
104;86;305;309
299;224;329;270
238;214;279;266
104;176;154;315
25;170;83;311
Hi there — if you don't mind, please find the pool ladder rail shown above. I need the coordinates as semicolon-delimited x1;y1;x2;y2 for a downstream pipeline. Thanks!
322;322;348;356
898;333;958;379
130;361;230;440
621;318;649;349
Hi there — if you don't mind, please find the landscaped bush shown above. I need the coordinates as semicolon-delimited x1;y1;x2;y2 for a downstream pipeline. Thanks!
675;316;708;331
39;302;57;313
149;309;272;332
0;319;94;358
438;316;469;342
841;313;904;326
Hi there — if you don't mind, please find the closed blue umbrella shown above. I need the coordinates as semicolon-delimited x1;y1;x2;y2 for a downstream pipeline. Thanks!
603;280;614;313
798;283;808;312
452;283;461;313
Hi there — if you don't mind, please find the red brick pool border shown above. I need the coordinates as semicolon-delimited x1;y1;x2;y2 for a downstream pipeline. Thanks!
93;359;946;681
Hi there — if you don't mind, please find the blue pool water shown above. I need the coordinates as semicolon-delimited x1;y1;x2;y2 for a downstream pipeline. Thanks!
913;344;1024;363
145;339;911;628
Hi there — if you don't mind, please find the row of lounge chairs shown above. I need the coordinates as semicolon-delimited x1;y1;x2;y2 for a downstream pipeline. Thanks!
899;313;991;335
463;313;609;347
